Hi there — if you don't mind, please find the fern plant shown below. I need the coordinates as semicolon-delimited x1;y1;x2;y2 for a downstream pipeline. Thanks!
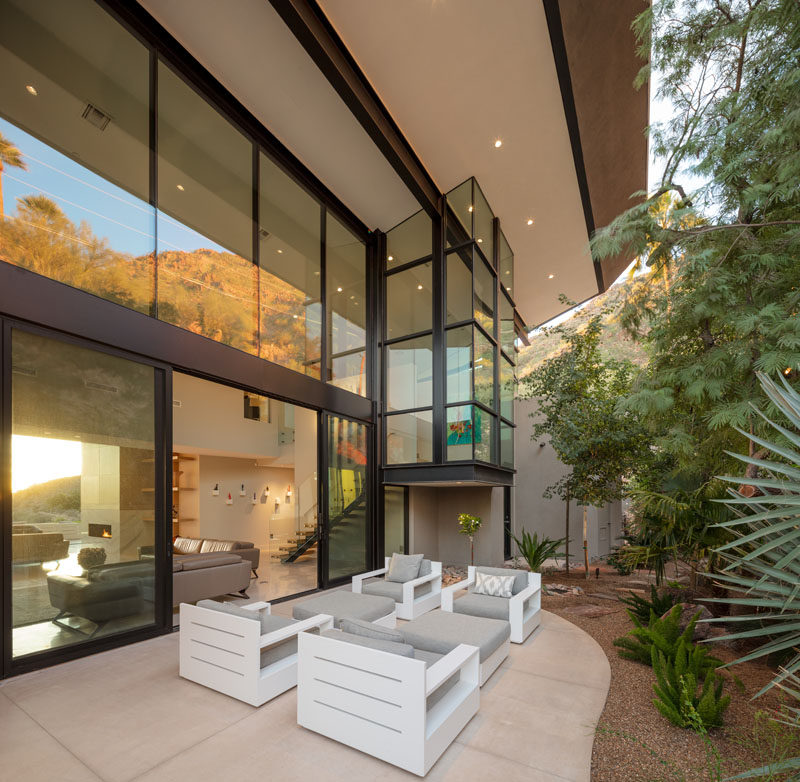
511;528;566;573
619;584;678;625
651;640;730;731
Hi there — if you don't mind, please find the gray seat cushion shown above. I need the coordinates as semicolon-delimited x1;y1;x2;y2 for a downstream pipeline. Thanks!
401;609;510;663
386;553;424;583
339;617;404;643
292;590;395;627
321;628;414;658
413;648;444;666
362;580;431;601
475;566;528;595
453;592;511;621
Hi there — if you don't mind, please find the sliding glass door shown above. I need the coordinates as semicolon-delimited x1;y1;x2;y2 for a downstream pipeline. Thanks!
323;415;371;584
4;325;168;671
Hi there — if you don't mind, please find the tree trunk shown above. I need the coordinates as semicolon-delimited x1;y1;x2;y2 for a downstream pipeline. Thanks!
565;488;570;575
583;507;589;579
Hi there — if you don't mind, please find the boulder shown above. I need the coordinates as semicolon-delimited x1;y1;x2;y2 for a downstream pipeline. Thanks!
660;602;714;641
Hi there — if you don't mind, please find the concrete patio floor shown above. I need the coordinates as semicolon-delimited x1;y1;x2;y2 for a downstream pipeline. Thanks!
0;597;610;782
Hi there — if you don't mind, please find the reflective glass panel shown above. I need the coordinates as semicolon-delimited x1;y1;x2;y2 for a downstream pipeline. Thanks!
385;411;432;465
384;486;406;556
327;213;366;396
500;293;516;362
259;153;321;377
11;328;157;658
327;416;369;580
386;336;432;411
499;229;514;298
473;256;495;334
446;249;472;324
0;0;154;312
157;62;257;354
386;262;432;339
446;405;473;462
500;355;515;421
501;422;514;469
446;326;472;404
386;209;431;268
474;327;495;410
475;410;496;464
473;181;495;265
445;179;472;247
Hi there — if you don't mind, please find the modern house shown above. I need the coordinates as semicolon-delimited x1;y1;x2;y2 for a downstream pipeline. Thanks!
0;0;647;677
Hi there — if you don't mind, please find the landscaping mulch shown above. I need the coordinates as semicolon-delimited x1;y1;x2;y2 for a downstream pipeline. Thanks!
542;566;800;781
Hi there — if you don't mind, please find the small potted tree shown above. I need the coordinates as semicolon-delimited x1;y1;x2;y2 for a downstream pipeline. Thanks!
457;513;482;566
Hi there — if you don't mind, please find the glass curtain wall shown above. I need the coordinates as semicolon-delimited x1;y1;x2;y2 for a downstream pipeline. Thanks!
0;0;369;397
10;328;161;660
383;209;433;465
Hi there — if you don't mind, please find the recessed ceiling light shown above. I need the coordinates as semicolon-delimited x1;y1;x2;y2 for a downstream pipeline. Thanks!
387;255;393;261
277;249;283;254
350;295;355;300
477;238;483;243
526;218;534;226
548;274;554;279
292;314;298;319
506;286;511;291
417;284;423;290
467;205;474;213
337;286;343;292
494;139;502;148
314;271;320;276
25;85;37;96
505;270;510;275
176;184;185;191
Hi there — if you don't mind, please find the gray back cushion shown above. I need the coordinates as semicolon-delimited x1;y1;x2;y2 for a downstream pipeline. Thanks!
196;599;295;635
340;617;404;643
419;559;432;577
386;553;423;583
321;628;414;658
475;566;528;595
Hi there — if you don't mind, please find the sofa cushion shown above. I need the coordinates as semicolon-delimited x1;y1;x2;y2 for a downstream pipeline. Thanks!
233;541;254;549
401;610;510;663
321;628;414;658
292;591;395;627
174;537;202;554
87;561;153;583
386;553;423;583
362;580;431;601
453;592;511;621
200;539;236;554
419;558;432;577
475;566;529;596
413;648;444;666
473;571;515;598
172;560;183;573
339;617;404;644
180;553;243;571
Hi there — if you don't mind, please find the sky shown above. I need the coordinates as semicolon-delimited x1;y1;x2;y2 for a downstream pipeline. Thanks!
12;435;82;493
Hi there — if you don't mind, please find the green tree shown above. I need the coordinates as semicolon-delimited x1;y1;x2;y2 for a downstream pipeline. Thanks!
520;313;650;575
0;131;26;221
593;0;800;483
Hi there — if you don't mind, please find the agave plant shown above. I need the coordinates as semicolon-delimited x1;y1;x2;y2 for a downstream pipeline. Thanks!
703;372;800;779
511;528;566;573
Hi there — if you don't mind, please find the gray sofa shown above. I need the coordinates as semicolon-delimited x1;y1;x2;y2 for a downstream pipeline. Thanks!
172;552;252;604
173;536;260;575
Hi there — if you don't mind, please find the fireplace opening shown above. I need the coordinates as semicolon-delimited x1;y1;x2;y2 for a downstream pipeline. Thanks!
88;523;112;539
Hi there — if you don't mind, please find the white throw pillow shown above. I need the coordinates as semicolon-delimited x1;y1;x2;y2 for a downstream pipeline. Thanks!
473;571;515;598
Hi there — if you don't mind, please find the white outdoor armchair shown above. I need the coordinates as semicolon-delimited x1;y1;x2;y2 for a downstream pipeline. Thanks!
441;566;541;643
179;600;333;706
352;556;442;620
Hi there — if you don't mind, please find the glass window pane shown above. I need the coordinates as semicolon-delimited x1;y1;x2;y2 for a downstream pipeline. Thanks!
475;410;496;464
500;356;515;421
446;405;473;462
499;230;514;298
446;249;472;324
446;326;472;404
0;0;154;312
327;416;369;580
500;294;515;362
11;328;157;658
386;262;432;339
386;209;431;268
157;62;257;354
501;422;514;469
384;486;406;556
259;153;321;377
473;256;495;334
387;336;432;411
445;179;472;247
474;327;495;410
473;181;494;265
386;411;432;464
327;213;366;395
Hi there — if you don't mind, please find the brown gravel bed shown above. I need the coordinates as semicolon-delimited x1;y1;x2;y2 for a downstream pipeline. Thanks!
541;568;800;781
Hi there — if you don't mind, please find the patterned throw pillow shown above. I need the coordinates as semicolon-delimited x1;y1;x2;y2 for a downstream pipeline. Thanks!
473;571;516;598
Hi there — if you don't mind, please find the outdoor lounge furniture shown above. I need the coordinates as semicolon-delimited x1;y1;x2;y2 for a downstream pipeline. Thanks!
296;622;480;776
441;565;541;644
292;589;396;627
400;608;510;686
180;600;333;706
172;536;260;575
352;554;442;620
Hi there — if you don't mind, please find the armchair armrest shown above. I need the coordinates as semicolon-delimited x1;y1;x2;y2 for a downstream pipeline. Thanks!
258;613;334;649
509;582;540;623
241;601;270;614
426;643;479;696
401;570;443;603
440;573;475;612
351;566;388;593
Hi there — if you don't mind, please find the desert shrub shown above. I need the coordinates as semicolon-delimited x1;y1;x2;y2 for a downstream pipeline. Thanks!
607;546;634;575
619;585;679;625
